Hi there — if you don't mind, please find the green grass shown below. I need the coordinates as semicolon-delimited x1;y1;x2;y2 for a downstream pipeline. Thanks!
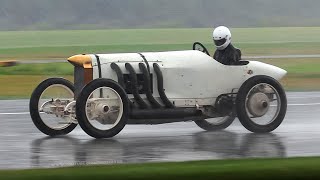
262;58;320;77
1;27;320;48
0;27;320;98
0;75;73;99
1;42;320;59
1;57;319;99
1;157;320;180
2;58;319;78
1;58;319;77
0;44;190;59
1;27;320;59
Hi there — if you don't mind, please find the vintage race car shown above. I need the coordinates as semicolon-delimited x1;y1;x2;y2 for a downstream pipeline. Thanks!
30;43;287;138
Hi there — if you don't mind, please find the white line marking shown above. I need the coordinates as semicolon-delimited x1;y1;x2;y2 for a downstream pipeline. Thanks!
0;112;29;115
288;103;320;106
288;96;320;99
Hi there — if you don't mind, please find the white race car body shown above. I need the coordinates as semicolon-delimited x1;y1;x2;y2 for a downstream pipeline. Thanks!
30;45;288;138
84;50;286;107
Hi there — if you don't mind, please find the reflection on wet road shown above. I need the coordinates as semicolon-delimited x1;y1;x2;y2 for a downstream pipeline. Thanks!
0;92;320;169
30;132;285;168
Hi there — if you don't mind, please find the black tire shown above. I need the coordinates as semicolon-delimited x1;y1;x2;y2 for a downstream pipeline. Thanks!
236;76;287;133
76;78;129;139
195;116;235;131
29;78;77;136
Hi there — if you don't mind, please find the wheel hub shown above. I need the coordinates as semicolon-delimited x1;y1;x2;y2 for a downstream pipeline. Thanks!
90;102;119;125
96;103;110;114
247;92;270;117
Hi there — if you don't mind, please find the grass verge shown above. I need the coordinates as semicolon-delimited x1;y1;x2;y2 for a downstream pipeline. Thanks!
1;57;320;77
1;57;320;99
0;157;320;180
1;27;320;59
1;42;320;59
0;75;72;99
0;27;320;98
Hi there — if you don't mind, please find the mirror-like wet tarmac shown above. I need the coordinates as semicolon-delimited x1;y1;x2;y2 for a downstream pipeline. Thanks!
0;92;320;169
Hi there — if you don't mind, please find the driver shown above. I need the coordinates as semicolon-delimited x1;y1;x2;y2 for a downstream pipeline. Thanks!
213;26;241;65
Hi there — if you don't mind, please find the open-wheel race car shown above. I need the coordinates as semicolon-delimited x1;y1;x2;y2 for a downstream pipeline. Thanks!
30;42;287;138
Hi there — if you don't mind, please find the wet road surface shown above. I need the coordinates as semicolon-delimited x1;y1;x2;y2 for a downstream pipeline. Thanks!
0;92;320;169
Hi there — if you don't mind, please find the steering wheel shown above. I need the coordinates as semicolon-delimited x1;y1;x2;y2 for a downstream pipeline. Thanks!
192;42;210;56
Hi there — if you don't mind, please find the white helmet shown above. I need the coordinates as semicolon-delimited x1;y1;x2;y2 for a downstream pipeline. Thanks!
212;26;232;50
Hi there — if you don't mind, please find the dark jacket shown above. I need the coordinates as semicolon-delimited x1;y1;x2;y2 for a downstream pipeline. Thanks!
213;44;241;65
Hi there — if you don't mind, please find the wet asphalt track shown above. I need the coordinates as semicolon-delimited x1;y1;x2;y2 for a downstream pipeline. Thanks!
0;91;320;169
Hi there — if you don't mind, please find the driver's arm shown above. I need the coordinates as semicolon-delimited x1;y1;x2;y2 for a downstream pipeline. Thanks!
236;48;242;60
213;50;218;60
229;48;242;65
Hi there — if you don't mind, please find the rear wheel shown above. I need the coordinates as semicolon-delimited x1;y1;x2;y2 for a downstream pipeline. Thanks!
195;115;235;131
29;78;77;136
236;76;287;133
76;78;129;139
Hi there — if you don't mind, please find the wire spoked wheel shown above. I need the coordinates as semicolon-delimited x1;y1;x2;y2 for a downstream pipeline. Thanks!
85;87;124;130
246;83;281;125
236;76;287;133
29;78;77;136
76;78;129;138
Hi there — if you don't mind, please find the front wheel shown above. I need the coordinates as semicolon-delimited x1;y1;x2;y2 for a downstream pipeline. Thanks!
76;78;129;139
29;78;77;136
195;115;235;131
236;76;287;133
